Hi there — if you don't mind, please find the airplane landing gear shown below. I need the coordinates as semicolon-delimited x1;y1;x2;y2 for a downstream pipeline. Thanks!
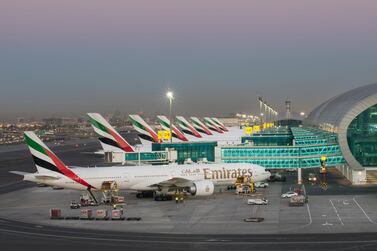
154;191;173;201
136;191;154;198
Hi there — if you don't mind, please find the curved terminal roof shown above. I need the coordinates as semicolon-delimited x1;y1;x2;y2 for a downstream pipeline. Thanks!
306;83;377;128
305;82;377;170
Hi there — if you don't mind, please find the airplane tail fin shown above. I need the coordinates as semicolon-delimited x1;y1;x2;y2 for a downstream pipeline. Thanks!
211;117;229;132
129;114;160;143
204;117;223;133
87;113;134;153
176;116;202;138
190;117;213;135
157;115;188;141
23;131;93;188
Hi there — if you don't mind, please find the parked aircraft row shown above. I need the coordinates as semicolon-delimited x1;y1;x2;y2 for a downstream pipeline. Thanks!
88;113;244;154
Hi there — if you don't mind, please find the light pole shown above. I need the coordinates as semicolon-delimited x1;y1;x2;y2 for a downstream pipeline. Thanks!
166;91;174;143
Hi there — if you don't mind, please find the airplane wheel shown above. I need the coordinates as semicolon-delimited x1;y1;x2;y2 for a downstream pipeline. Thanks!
154;196;161;201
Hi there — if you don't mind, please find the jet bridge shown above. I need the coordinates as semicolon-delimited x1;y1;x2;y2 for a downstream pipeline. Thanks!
105;150;177;165
222;127;345;169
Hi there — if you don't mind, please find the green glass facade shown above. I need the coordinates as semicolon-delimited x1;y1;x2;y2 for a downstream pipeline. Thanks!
222;144;341;158
223;155;344;169
124;151;169;164
347;104;377;167
152;142;217;164
242;135;293;146
227;126;344;169
221;145;344;169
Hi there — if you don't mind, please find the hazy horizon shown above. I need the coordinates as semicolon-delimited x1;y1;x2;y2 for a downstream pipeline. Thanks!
1;1;377;120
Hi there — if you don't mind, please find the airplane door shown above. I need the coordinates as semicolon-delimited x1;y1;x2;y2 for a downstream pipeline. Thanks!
123;173;130;183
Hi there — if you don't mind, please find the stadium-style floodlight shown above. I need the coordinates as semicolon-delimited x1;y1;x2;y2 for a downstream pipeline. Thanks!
166;91;174;100
166;91;174;142
258;96;279;124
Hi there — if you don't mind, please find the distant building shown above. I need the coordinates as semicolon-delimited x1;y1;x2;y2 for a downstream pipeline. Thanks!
43;118;63;126
218;117;240;127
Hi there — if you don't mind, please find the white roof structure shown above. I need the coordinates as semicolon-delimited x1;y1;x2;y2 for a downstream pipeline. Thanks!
305;82;377;170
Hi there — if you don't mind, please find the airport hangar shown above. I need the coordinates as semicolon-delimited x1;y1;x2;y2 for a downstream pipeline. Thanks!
305;82;377;185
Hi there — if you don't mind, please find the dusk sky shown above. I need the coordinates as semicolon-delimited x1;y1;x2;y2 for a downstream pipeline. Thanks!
1;0;377;120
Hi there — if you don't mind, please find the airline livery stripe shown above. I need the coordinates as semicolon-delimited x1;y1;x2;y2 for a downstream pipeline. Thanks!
212;118;228;131
191;118;212;135
44;147;93;189
181;129;194;136
138;134;155;143
158;118;170;129
176;119;201;138
29;147;55;165
32;156;63;174
158;116;188;141
98;137;125;151
130;119;159;142
89;118;109;135
204;118;223;133
133;126;150;136
107;129;134;152
92;126;115;141
24;134;47;157
195;127;205;134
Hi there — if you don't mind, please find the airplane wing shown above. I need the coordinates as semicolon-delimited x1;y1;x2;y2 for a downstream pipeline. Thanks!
129;177;193;191
9;171;60;180
152;177;193;188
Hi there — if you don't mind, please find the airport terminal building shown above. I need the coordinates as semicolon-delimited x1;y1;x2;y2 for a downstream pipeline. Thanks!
106;83;377;185
305;83;377;184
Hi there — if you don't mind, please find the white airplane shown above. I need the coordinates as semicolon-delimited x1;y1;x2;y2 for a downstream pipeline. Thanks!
88;113;150;153
190;116;213;135
203;117;224;133
193;117;244;144
129;113;242;144
129;114;160;146
211;117;229;132
11;132;270;200
176;116;203;139
156;115;189;142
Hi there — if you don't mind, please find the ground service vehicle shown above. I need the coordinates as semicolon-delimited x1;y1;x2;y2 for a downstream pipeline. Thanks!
255;182;269;188
247;198;268;205
289;195;305;206
268;172;286;182
308;173;317;182
70;201;81;209
281;191;298;198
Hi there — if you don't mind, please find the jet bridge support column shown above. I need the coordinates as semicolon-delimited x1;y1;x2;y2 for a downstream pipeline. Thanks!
298;168;302;185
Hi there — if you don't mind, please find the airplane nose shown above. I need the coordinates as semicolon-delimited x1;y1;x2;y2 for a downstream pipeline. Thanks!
266;171;271;179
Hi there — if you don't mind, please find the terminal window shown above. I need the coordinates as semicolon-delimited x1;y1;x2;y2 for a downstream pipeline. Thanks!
347;104;377;167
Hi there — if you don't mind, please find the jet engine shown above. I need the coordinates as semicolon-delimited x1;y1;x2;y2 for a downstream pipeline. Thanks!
188;180;214;196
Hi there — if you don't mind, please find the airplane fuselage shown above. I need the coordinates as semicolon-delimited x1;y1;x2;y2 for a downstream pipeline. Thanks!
25;163;270;191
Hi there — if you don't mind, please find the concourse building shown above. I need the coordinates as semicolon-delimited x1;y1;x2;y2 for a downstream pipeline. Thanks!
305;82;377;184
